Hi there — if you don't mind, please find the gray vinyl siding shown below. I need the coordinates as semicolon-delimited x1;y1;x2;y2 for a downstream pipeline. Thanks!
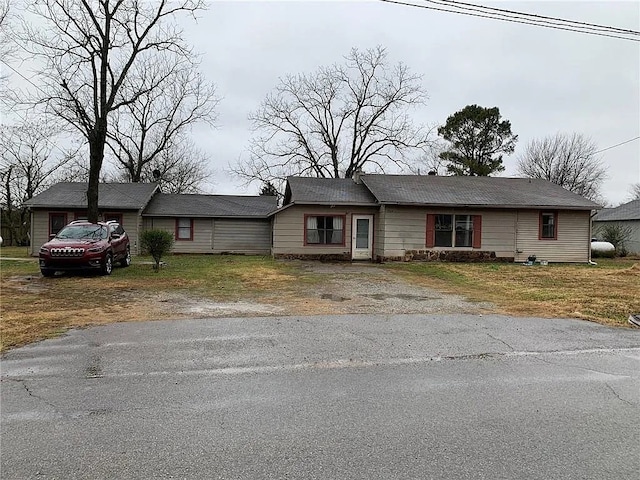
142;217;271;254
272;205;378;256
29;209;140;256
120;211;141;255
593;219;640;255
374;205;387;259
212;219;271;254
30;210;51;256
143;217;211;254
514;210;591;263
380;207;517;258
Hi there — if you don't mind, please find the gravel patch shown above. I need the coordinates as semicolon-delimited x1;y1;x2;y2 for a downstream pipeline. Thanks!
119;262;494;318
296;262;493;315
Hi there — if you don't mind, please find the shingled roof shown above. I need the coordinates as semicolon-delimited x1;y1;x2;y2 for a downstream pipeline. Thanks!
592;199;640;221
23;182;158;209
143;193;277;218
284;177;377;205
360;175;600;210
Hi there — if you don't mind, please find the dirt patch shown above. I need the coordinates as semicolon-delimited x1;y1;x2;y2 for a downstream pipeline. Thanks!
111;263;487;319
276;261;493;315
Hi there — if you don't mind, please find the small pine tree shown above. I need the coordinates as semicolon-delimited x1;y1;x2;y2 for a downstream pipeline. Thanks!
259;181;278;196
140;229;174;271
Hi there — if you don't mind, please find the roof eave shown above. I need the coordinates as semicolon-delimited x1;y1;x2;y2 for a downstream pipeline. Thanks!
142;213;271;219
290;201;378;207
378;201;597;210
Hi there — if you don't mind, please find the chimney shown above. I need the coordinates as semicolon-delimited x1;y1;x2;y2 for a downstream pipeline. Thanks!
352;168;364;184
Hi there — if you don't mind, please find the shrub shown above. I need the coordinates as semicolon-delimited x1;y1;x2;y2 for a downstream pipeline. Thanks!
140;229;174;271
595;224;632;257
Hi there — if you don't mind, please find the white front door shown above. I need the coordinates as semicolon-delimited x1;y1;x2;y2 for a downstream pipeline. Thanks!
351;215;374;260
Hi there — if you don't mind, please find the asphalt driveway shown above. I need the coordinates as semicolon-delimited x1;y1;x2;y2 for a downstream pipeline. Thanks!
2;314;639;479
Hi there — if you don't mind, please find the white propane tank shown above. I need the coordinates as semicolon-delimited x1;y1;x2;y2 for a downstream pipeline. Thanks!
590;240;615;254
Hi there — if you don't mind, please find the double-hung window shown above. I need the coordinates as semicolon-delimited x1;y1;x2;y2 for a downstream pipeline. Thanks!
176;218;193;241
539;212;557;240
305;215;344;245
49;213;67;236
434;214;454;247
428;214;481;248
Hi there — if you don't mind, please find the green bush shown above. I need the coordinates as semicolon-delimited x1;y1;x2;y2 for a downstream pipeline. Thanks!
595;224;632;257
140;229;174;271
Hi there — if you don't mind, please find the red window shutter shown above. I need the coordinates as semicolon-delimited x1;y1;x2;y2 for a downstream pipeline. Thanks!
426;214;435;248
472;215;482;249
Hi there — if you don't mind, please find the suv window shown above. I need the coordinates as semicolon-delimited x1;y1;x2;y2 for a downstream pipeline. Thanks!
108;223;122;236
57;225;108;240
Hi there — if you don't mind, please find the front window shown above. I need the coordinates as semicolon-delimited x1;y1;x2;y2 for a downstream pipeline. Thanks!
540;212;557;239
56;224;108;240
176;218;193;241
455;215;474;247
435;215;453;247
49;213;67;235
305;215;344;245
434;214;473;247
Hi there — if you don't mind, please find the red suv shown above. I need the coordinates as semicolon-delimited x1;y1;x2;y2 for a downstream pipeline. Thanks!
39;220;131;277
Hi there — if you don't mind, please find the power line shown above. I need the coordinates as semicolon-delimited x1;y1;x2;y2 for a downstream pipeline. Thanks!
378;0;640;42
1;60;47;95
439;0;640;36
594;136;640;155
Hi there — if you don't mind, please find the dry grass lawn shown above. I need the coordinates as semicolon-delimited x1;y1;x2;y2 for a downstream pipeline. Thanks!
391;259;640;326
1;245;638;352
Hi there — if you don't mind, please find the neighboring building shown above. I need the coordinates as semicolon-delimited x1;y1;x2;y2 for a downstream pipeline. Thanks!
23;183;277;256
24;182;158;256
142;193;276;255
592;199;640;255
271;175;600;263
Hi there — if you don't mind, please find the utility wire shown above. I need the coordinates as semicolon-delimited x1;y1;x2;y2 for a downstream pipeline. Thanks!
438;0;640;36
1;60;47;96
593;136;640;155
424;0;639;36
378;0;640;42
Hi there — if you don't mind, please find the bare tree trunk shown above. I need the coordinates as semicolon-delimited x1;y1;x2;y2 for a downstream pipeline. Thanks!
87;122;107;223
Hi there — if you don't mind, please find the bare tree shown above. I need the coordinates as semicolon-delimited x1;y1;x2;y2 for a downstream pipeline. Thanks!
233;46;432;187
628;183;640;201
517;133;607;202
110;135;212;194
0;0;14;103
0;120;80;244
408;139;448;175
106;54;218;184
142;136;213;194
15;0;206;222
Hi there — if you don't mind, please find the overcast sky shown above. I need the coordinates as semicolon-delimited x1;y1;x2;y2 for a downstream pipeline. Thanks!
3;1;639;206
178;0;639;206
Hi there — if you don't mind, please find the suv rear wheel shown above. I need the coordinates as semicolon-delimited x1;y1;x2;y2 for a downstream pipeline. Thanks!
101;253;113;276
